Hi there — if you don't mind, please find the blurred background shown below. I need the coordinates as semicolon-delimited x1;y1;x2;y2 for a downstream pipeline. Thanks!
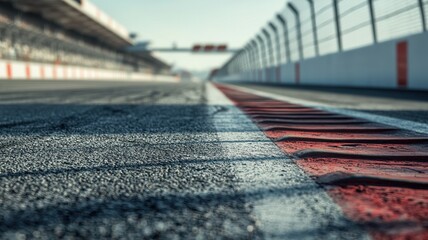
0;0;283;81
0;0;427;87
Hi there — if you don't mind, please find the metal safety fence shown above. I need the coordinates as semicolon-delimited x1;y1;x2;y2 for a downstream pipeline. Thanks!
216;0;428;78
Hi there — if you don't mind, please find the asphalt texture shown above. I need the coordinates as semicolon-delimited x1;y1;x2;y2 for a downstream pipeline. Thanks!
231;83;428;125
0;80;365;239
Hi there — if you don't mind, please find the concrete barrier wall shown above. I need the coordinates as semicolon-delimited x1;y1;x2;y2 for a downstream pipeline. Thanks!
409;32;428;89
215;31;428;91
0;59;179;82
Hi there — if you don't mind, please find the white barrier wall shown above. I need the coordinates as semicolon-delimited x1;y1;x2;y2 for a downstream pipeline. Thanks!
215;31;428;91
298;41;397;88
408;33;428;89
0;60;179;82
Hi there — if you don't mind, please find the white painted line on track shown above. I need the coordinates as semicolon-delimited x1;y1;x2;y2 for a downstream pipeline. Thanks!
206;83;369;240
227;84;428;135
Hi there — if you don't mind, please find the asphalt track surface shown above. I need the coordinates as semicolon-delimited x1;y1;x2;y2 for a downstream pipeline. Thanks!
0;80;376;239
231;83;428;125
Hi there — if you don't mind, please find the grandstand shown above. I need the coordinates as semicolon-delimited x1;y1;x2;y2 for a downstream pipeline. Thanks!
0;0;172;79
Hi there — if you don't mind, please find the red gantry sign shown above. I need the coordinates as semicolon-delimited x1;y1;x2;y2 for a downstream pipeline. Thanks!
192;44;228;52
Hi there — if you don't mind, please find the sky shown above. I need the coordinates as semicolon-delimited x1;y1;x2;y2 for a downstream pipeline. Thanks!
90;0;286;72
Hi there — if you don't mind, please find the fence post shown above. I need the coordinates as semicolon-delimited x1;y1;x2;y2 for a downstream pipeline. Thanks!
225;58;231;75
249;44;257;81
276;14;291;63
419;0;427;32
251;39;260;71
249;40;256;81
254;39;263;81
241;50;247;73
333;0;343;51
263;29;274;82
288;3;304;60
230;55;235;75
265;27;276;82
368;0;377;43
256;35;266;70
244;45;250;74
239;49;245;72
262;28;274;68
233;55;238;74
269;22;281;67
257;35;267;81
238;51;244;74
307;0;319;56
245;45;252;78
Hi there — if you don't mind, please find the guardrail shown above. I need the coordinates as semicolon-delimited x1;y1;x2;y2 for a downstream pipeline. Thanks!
214;0;428;90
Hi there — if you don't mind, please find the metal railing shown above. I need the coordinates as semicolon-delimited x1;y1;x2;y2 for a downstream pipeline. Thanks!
216;0;428;78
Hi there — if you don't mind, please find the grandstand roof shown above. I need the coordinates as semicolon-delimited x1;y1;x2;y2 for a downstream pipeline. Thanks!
1;0;132;48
